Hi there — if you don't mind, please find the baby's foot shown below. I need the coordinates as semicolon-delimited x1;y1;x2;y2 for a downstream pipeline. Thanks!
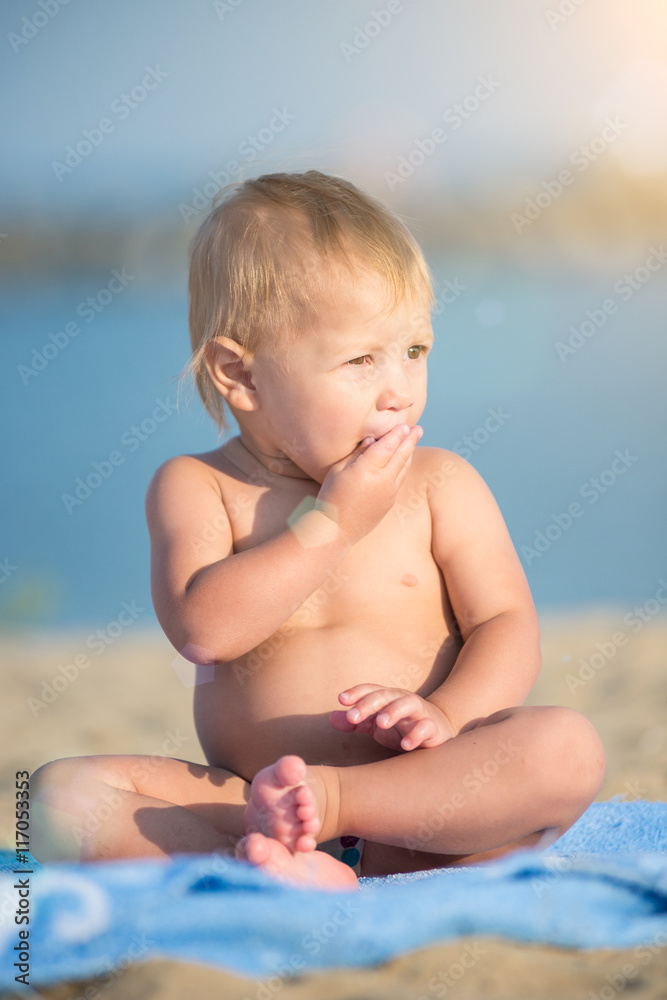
243;755;320;853
236;832;358;891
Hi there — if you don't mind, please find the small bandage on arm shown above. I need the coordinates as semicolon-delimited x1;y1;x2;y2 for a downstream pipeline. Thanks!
287;496;340;549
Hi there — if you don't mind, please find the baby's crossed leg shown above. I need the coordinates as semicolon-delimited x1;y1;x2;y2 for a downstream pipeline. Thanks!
31;704;604;890
31;751;358;890
30;753;249;863
241;704;606;884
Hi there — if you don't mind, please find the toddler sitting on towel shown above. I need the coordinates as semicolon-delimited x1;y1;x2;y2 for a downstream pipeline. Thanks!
32;171;605;889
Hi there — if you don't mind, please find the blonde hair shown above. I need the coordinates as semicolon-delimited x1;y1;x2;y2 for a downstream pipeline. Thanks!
180;170;434;437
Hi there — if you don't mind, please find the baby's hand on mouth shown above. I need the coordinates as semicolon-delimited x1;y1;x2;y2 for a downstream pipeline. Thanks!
317;424;423;548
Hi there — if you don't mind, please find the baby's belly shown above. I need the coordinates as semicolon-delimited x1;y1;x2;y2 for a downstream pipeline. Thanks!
194;623;461;780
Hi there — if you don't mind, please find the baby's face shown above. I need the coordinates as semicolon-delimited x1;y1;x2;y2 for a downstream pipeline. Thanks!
252;271;434;483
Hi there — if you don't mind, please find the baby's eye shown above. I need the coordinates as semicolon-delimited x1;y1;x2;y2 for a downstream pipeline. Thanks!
406;345;427;360
346;345;428;366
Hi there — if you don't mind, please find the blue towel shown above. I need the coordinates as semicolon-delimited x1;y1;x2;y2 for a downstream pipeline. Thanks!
2;800;667;987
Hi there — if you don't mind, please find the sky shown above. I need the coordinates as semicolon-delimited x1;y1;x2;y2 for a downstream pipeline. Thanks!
2;0;667;224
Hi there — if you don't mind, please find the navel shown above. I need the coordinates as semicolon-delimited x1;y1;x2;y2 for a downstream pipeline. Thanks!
401;573;418;587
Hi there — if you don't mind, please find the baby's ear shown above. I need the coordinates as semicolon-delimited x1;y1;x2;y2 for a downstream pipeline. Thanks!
204;337;258;410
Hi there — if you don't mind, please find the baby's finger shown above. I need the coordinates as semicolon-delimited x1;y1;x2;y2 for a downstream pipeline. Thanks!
375;694;424;729
363;425;420;470
338;684;385;705
385;427;423;481
399;718;436;750
344;689;400;724
328;710;358;733
330;710;376;736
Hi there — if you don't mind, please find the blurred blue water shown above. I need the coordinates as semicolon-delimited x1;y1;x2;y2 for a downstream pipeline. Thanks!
1;258;665;630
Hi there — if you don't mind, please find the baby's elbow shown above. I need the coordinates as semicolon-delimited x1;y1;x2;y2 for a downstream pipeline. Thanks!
157;601;231;666
154;582;247;664
171;617;232;666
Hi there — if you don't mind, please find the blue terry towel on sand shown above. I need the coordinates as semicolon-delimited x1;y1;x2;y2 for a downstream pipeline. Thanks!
1;799;667;986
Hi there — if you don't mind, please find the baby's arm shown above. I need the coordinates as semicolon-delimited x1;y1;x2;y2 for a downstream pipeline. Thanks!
422;450;541;735
332;450;540;744
145;427;420;662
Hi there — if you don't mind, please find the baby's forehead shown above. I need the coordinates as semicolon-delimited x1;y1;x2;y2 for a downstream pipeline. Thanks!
314;263;431;317
302;289;433;357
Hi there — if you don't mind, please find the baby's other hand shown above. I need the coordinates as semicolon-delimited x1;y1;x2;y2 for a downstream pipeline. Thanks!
328;684;456;751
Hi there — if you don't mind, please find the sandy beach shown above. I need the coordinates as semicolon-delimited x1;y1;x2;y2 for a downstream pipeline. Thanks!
2;610;666;997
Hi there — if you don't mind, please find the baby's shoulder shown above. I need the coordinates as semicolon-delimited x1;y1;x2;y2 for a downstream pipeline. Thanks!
414;445;472;487
415;445;463;474
413;445;492;511
145;451;225;516
147;450;222;487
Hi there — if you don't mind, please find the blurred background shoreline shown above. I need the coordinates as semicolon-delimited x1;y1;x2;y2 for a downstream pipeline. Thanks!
3;162;667;279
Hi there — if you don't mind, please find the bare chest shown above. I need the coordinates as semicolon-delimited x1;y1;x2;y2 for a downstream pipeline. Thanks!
204;441;449;634
191;441;461;773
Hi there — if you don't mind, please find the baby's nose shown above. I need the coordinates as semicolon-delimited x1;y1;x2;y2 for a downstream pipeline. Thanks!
377;375;413;411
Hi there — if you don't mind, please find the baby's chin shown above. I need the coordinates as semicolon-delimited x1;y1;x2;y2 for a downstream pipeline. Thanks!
291;440;366;484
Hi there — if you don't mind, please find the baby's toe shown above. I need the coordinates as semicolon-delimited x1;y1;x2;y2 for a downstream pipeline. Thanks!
274;754;307;788
294;831;318;853
236;832;270;866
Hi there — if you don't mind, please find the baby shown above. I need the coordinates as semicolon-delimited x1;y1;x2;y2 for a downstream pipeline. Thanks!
32;171;605;889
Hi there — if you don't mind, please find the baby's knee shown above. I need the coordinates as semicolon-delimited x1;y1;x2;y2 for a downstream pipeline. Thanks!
536;706;606;801
32;755;107;802
31;756;125;862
